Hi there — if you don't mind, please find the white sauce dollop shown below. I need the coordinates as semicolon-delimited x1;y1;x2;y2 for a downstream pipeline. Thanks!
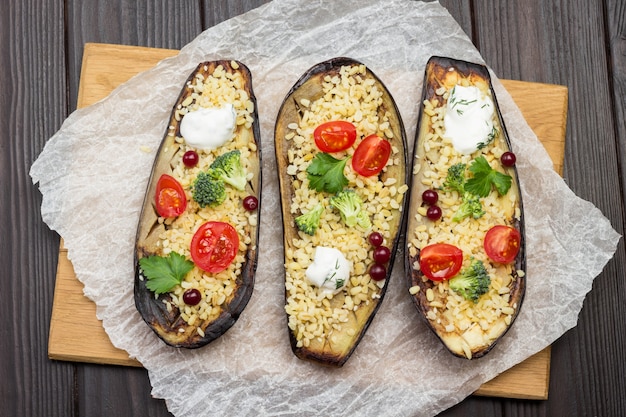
443;85;496;155
180;104;236;150
305;247;351;295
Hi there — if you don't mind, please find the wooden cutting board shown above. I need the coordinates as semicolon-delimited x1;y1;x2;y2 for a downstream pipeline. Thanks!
49;43;567;399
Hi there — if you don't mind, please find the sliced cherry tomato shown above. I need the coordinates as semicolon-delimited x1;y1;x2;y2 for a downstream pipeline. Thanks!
484;225;521;264
190;221;240;273
313;121;357;153
419;243;463;281
155;174;187;218
351;134;392;177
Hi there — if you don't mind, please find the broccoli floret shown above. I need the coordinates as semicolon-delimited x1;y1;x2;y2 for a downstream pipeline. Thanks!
452;192;485;222
209;150;247;191
355;211;371;229
449;259;491;303
441;162;485;222
330;189;371;229
295;203;324;235
192;171;226;208
443;162;467;194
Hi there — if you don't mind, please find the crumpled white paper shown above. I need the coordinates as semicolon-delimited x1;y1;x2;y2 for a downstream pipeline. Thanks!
30;0;620;416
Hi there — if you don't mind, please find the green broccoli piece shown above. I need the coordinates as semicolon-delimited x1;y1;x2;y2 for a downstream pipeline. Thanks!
452;192;485;222
449;259;491;303
441;162;485;222
209;150;247;191
192;171;226;208
330;189;371;229
295;203;324;236
443;162;467;194
355;211;371;229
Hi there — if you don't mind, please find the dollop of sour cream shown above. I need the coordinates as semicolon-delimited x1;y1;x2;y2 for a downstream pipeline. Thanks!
443;85;496;155
305;247;351;295
180;104;237;150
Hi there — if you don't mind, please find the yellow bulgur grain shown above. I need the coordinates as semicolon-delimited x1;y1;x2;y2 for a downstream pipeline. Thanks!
283;64;406;348
409;74;524;353
147;64;257;331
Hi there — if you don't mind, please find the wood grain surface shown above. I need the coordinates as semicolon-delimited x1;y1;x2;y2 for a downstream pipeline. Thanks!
3;1;625;416
48;42;566;400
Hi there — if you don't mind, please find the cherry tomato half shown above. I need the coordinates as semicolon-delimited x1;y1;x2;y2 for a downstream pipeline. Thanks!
155;174;187;218
484;225;521;264
351;134;392;177
190;221;240;273
419;243;463;281
313;121;357;153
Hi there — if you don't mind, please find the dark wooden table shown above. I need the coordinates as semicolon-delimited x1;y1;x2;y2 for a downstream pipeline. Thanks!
2;1;625;416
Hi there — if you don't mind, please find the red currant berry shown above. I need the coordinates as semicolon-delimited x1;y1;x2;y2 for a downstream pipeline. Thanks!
182;150;199;167
373;246;391;264
426;205;442;221
422;189;439;205
242;195;258;211
182;289;202;306
501;151;517;167
369;263;387;281
368;232;384;247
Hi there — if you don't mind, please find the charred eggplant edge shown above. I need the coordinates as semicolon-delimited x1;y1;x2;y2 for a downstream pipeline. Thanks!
134;60;261;349
406;56;526;359
274;57;409;366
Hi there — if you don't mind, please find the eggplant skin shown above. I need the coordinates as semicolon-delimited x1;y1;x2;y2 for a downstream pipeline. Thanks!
275;57;408;366
133;259;255;348
406;56;525;359
134;61;261;349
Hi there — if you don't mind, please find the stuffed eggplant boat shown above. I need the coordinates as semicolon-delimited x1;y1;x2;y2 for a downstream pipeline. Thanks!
134;60;261;348
406;56;525;359
275;58;408;366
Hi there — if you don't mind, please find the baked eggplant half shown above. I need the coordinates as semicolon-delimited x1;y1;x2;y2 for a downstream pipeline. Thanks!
406;56;525;359
134;61;261;348
275;58;408;366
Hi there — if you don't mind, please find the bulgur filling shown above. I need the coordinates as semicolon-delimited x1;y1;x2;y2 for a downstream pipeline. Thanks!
282;64;407;349
408;78;524;359
149;63;257;332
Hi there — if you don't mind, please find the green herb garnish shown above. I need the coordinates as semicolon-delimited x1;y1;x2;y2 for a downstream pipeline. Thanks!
324;271;337;285
138;252;194;295
449;86;477;116
465;156;512;197
306;152;349;194
476;125;498;150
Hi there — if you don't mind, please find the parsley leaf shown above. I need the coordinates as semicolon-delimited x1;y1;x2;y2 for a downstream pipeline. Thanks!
306;152;349;194
139;252;194;295
465;156;512;197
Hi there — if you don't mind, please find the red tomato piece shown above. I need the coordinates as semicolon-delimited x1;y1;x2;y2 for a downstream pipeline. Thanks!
190;221;240;273
155;174;187;218
313;121;357;152
419;243;463;281
351;134;392;177
484;225;521;264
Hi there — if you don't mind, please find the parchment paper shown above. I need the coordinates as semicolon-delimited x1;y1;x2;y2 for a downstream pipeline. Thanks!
30;0;620;416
